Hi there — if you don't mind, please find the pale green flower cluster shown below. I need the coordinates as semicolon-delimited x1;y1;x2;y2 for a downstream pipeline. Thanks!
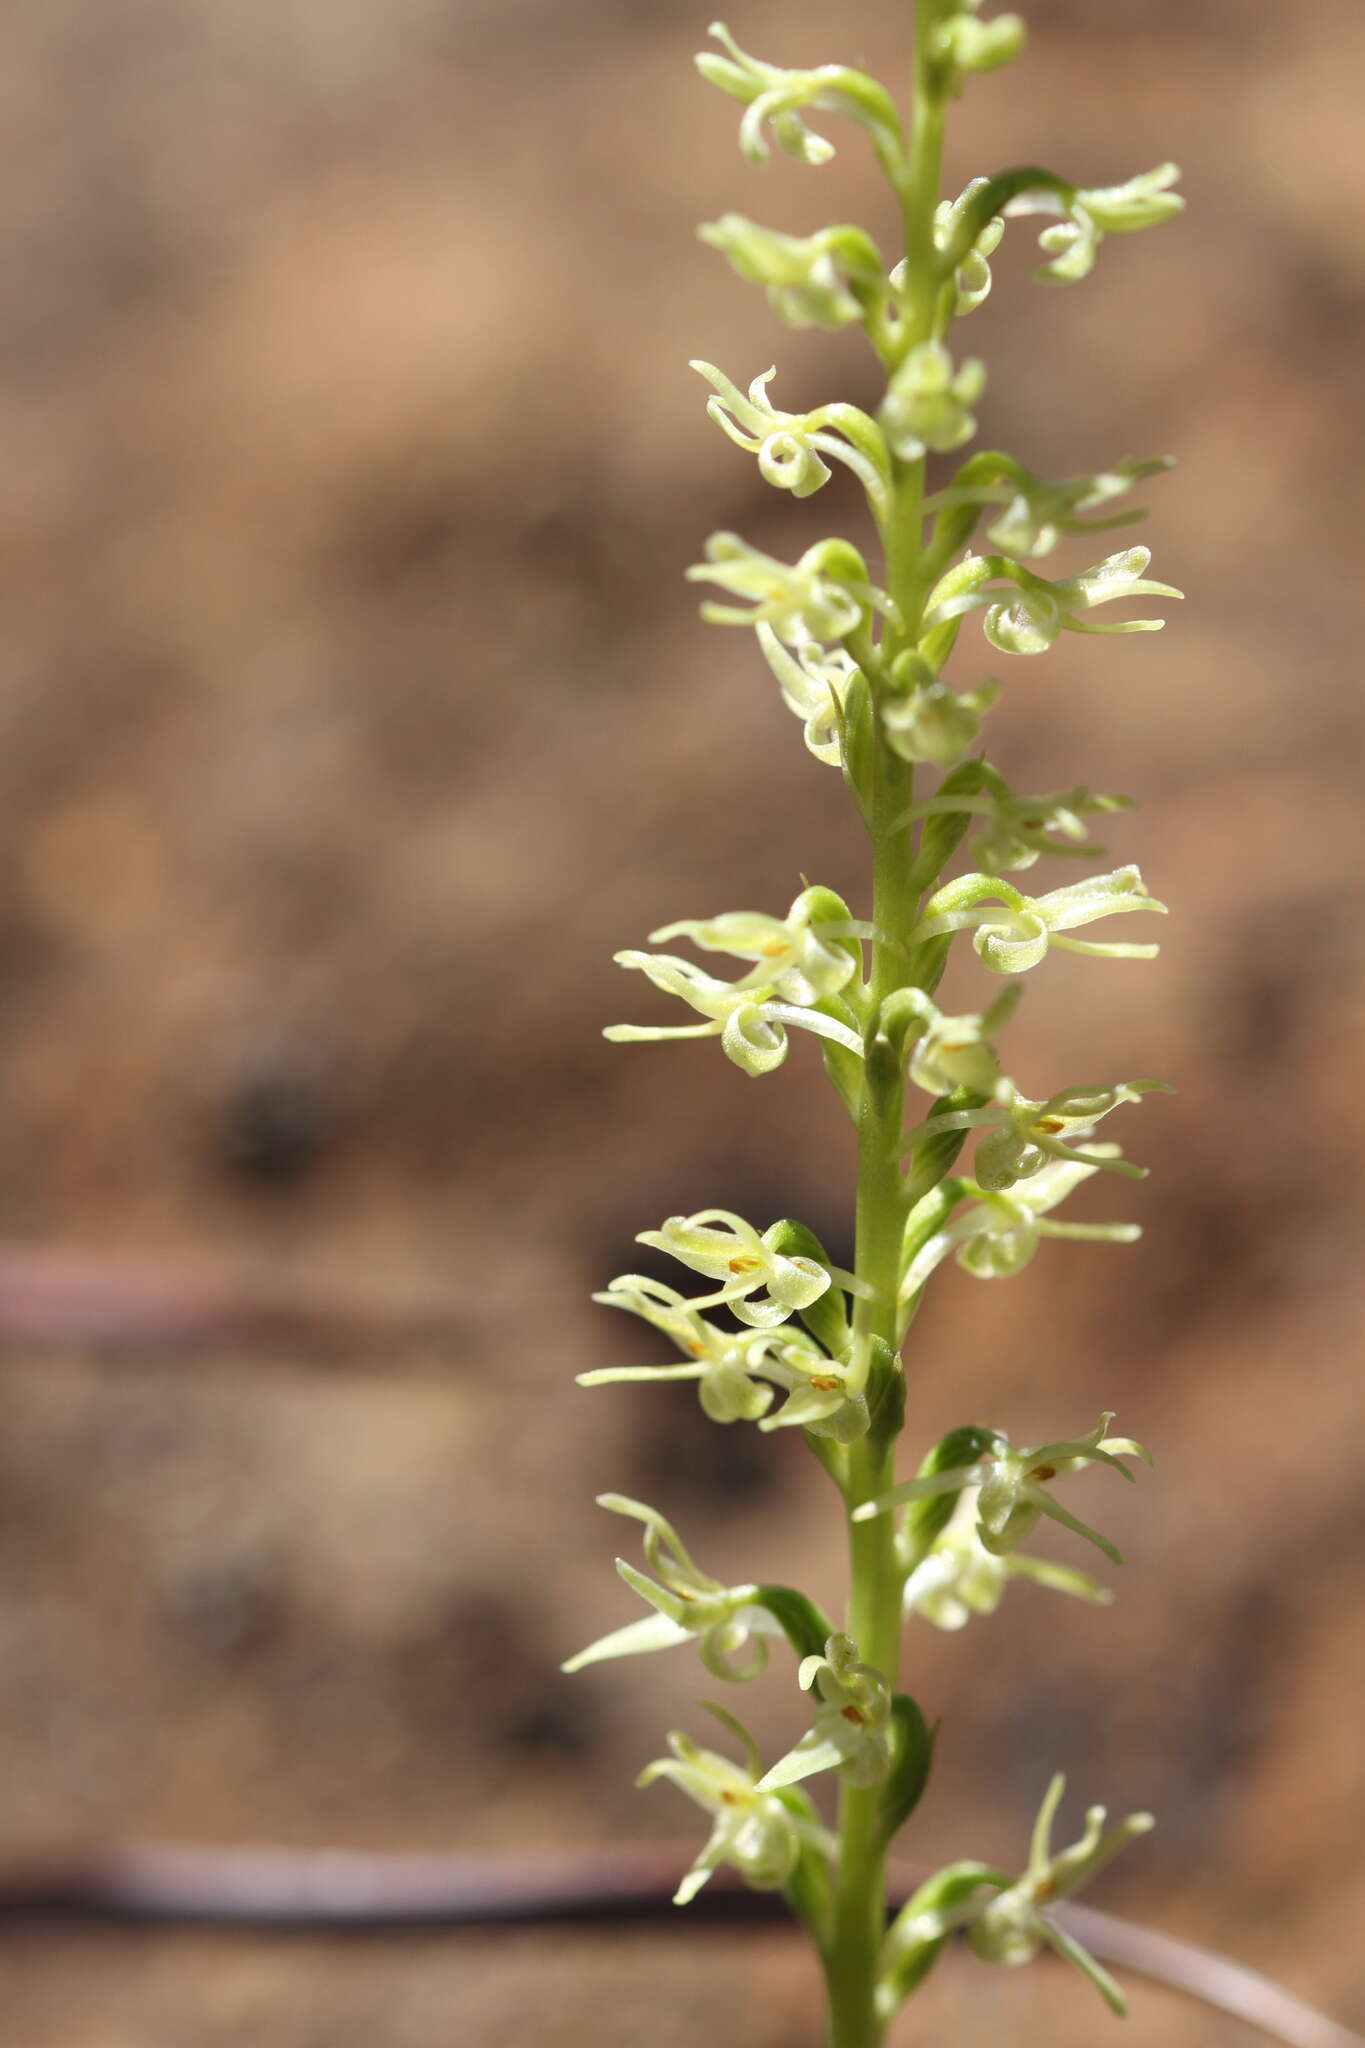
570;9;1184;2035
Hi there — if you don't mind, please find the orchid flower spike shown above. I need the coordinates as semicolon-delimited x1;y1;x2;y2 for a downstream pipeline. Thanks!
882;1776;1154;2016
913;864;1166;974
906;1075;1172;1193
562;1496;782;1680
858;1412;1150;1568
900;1155;1143;1298
901;1488;1114;1631
581;1275;780;1423
637;1209;838;1329
693;362;893;513
698;214;885;330
639;1703;836;1906
1007;163;1184;285
902;769;1134;874
689;530;885;643
926;546;1182;657
605;942;865;1078
760;1633;893;1792
647;888;865;1006
755;624;859;766
696;22;904;173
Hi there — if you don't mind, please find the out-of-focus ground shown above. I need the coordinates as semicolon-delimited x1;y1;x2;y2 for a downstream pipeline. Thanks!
0;0;1361;2041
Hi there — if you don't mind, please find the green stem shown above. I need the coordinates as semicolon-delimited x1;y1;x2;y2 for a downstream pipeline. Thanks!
823;15;947;2046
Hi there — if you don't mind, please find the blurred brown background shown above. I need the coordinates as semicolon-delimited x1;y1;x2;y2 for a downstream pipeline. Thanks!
0;0;1361;2042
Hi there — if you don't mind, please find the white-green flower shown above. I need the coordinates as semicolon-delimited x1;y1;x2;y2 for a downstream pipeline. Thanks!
648;889;864;1006
895;985;1021;1100
913;864;1166;974
995;459;1171;558
605;943;864;1078
755;624;858;766
696;21;904;172
966;1777;1155;2007
1007;163;1184;284
698;215;883;329
926;546;1182;656
932;1;1026;79
758;1344;870;1443
639;1704;837;1905
880;341;986;461
760;1633;892;1791
902;772;1133;873
882;667;1000;768
931;178;1006;315
906;1075;1171;1192
901;1488;1114;1631
562;1495;781;1680
883;1776;1153;2013
900;1156;1143;1297
637;1208;836;1330
580;1275;779;1423
581;1272;862;1434
689;530;883;643
693;360;892;513
859;1412;1149;1567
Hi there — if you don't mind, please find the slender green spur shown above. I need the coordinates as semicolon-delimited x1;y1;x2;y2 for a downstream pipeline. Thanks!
567;9;1182;2043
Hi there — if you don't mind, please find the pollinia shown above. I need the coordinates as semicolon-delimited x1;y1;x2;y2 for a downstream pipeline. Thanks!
566;9;1183;2042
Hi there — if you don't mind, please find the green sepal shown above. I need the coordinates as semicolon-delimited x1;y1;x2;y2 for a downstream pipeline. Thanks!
903;1084;986;1204
838;666;877;822
877;1693;936;1846
900;1424;997;1561
752;1584;835;1662
864;1336;906;1447
914;758;990;885
765;1219;852;1355
878;1861;1005;2010
775;1785;834;1946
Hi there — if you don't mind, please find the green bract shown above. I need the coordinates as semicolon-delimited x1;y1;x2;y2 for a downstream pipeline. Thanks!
571;7;1184;2040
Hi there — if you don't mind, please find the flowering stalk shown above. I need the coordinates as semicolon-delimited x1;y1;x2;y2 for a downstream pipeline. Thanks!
567;9;1182;2044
